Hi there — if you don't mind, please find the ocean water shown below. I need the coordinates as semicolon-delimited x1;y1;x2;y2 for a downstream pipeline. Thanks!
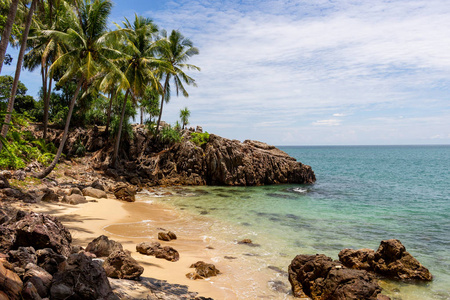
139;145;450;299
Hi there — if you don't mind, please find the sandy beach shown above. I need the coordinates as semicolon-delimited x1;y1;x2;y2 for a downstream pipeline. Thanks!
23;193;237;299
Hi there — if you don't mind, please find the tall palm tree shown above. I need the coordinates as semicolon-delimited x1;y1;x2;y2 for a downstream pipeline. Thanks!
0;0;38;153
179;106;190;129
24;0;72;139
111;14;164;167
155;29;200;136
0;0;20;73
35;0;126;178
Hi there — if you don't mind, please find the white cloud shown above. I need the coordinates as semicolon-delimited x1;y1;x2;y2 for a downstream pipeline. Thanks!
312;119;342;126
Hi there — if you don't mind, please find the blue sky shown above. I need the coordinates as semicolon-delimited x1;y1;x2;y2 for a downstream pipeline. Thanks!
3;0;450;145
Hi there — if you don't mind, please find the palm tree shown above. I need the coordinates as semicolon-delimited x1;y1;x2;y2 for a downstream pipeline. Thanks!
0;0;38;153
111;14;164;167
0;0;20;73
24;0;72;139
180;107;190;129
35;0;126;178
155;29;200;137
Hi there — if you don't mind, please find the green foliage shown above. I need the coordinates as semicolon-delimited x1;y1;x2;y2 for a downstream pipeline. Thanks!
159;125;182;145
0;114;57;169
190;131;210;146
74;139;86;157
179;107;190;129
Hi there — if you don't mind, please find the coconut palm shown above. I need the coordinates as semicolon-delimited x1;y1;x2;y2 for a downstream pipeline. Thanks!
0;0;38;153
35;0;126;178
179;107;190;129
155;29;200;137
110;14;165;167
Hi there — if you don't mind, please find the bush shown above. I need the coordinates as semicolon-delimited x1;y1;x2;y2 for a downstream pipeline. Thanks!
160;125;182;145
190;132;210;146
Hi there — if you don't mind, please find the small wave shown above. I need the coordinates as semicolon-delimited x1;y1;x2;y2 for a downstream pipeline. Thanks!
290;187;308;194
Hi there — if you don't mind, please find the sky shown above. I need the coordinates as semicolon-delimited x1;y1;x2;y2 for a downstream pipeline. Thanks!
3;0;450;145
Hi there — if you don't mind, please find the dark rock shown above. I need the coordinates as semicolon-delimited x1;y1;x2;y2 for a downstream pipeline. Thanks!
21;281;42;300
0;174;10;189
36;248;66;275
158;231;177;241
10;212;72;257
105;169;119;179
86;235;123;258
82;187;107;199
113;183;136;202
8;247;37;269
103;250;144;280
23;263;52;298
136;242;179;262
69;187;83;195
372;239;432;281
288;254;384;299
238;239;260;247
50;253;118;300
0;226;15;253
0;261;23;300
91;180;105;191
39;188;59;203
186;261;220;280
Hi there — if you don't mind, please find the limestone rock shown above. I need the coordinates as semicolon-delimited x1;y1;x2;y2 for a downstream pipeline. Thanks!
61;193;87;205
288;254;385;300
136;242;179;262
86;235;123;258
103;250;144;280
158;231;177;241
82;187;107;199
113;182;136;202
50;253;118;300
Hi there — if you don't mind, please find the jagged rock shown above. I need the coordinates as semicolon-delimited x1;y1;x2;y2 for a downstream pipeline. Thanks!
338;239;432;281
113;182;136;202
21;281;42;300
0;261;23;300
372;239;432;281
338;248;375;271
8;247;37;269
186;261;220;280
36;248;66;275
288;254;385;299
86;235;123;258
61;194;87;205
23;263;52;298
50;253;118;300
103;250;144;280
10;212;72;257
136;242;179;262
82;187;107;199
0;226;15;253
158;231;177;241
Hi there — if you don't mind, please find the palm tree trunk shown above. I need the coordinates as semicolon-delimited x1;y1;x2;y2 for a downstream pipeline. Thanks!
35;78;83;179
140;105;143;125
43;76;53;140
155;76;170;137
0;0;20;73
0;0;37;152
112;89;130;168
105;89;115;140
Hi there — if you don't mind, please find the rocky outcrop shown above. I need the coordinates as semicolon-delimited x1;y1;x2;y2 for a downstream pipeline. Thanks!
136;242;179;262
85;235;123;258
186;261;220;280
338;239;432;281
50;253;118;300
103;250;144;280
288;254;386;299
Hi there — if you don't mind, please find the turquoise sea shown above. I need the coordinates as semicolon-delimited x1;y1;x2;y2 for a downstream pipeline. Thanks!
141;145;450;299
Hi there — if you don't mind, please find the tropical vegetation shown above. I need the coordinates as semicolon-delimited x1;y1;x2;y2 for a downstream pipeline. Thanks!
0;0;200;177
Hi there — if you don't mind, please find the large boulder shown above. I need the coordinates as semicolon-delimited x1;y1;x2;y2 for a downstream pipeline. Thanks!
113;183;136;202
103;250;144;280
85;235;123;258
338;239;432;281
136;242;179;262
82;187;107;199
61;194;87;205
288;254;384;300
9;212;72;257
50;253;118;300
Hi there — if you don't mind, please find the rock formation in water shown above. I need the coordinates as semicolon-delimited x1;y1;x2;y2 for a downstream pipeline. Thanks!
339;239;433;281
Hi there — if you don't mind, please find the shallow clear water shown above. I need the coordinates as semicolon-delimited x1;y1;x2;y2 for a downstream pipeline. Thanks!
144;145;450;299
